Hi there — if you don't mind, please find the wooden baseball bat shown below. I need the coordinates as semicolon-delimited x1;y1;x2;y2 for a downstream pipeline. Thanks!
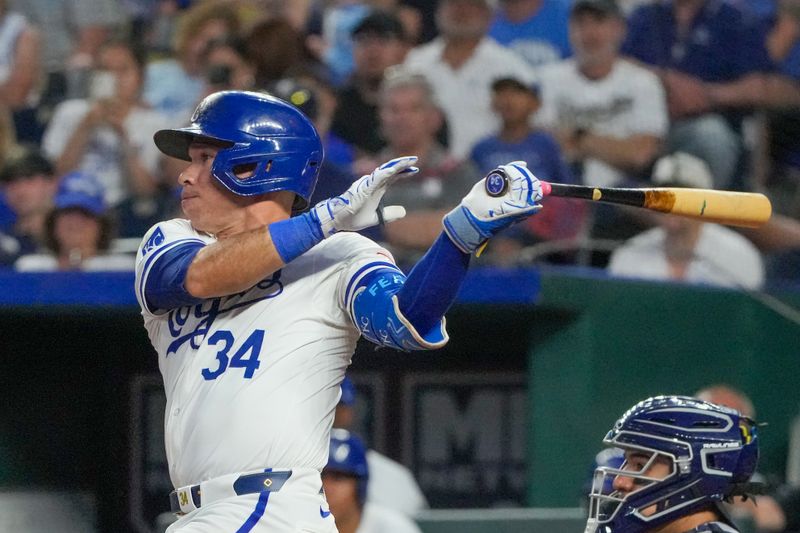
541;182;772;228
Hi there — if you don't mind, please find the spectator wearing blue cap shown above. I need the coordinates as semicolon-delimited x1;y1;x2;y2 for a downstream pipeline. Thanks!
323;428;422;533
334;376;429;517
14;171;133;271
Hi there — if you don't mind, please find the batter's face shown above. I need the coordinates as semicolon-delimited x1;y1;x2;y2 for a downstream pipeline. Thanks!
179;142;249;234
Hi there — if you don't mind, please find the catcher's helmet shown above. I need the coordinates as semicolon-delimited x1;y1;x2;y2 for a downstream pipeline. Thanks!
326;428;369;505
586;395;759;533
154;90;323;210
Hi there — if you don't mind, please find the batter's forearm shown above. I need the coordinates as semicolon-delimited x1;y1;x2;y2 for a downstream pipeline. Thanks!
185;226;286;298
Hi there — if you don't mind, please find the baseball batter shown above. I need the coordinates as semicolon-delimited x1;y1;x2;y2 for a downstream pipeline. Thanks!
134;90;544;532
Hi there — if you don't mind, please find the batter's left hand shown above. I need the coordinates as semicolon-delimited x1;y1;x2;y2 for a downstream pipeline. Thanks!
310;156;419;237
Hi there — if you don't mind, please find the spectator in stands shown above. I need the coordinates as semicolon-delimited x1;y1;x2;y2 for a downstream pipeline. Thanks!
489;0;572;67
471;77;585;262
143;0;241;119
608;152;765;290
13;0;127;110
402;0;536;159
145;0;194;56
330;9;410;159
535;0;668;260
269;75;359;202
15;171;133;271
333;377;429;517
246;16;318;91
621;0;779;189
282;62;357;163
536;0;667;189
694;384;788;532
323;428;423;533
362;69;480;262
200;36;256;98
312;0;372;86
42;38;170;213
0;150;56;266
0;0;43;144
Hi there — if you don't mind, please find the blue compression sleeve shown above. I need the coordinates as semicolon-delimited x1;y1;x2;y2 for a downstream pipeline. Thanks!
269;211;324;264
396;232;471;334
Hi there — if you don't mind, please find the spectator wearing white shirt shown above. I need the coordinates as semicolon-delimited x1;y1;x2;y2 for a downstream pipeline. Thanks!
535;0;667;189
402;0;536;159
608;152;765;290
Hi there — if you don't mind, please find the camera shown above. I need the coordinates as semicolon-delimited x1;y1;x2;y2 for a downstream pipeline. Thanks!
88;71;116;100
206;64;233;86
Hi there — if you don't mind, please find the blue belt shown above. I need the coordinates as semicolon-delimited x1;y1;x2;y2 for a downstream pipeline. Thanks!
169;469;293;514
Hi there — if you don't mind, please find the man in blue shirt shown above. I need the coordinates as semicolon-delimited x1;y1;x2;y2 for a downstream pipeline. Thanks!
489;0;572;67
621;0;796;190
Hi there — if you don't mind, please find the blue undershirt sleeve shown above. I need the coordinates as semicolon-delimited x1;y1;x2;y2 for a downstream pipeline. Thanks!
396;233;471;334
143;241;205;311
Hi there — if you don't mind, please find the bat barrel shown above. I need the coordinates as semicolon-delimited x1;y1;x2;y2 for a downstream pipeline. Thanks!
645;188;772;228
542;182;772;228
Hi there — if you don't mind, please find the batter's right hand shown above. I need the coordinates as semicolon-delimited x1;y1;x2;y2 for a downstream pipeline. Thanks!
310;156;419;237
442;161;543;254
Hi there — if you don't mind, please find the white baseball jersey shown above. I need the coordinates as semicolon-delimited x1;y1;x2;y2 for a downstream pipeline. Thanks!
135;218;398;489
535;58;668;187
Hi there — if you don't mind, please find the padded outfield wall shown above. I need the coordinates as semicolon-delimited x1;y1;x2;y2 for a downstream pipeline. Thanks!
0;269;797;531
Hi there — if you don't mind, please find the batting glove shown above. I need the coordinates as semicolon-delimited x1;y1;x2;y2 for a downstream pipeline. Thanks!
443;161;544;254
310;156;419;237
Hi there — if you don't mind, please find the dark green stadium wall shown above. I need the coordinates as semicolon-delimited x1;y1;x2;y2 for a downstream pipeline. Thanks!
528;273;800;507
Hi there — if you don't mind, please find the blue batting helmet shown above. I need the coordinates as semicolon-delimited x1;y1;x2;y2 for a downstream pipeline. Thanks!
154;90;323;210
586;395;759;533
326;429;369;505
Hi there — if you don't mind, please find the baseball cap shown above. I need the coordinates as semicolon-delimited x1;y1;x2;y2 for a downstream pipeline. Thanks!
53;171;107;216
351;10;406;41
651;152;714;190
0;151;54;183
269;78;319;122
491;76;540;97
571;0;622;17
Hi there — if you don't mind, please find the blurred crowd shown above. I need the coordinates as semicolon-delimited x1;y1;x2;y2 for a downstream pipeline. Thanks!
0;0;798;291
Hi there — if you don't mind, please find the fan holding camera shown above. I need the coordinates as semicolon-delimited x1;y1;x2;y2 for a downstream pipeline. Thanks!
41;38;170;221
